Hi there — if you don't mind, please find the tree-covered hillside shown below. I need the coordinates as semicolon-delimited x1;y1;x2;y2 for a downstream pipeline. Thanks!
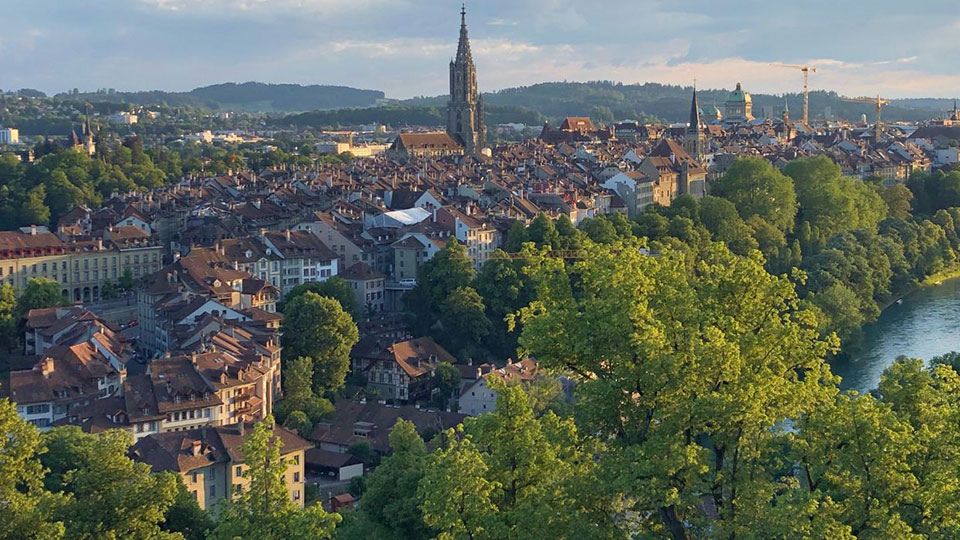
59;82;385;113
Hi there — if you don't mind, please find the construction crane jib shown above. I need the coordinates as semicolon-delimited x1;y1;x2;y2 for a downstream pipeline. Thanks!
770;63;817;126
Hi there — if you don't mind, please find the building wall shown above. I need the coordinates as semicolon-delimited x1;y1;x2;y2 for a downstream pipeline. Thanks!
0;243;163;303
230;449;307;508
459;378;498;416
182;462;227;511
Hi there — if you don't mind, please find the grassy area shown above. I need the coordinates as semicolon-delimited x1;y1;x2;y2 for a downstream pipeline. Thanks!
922;264;960;286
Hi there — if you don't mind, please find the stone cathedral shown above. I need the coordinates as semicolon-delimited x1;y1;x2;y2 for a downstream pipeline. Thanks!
446;5;485;154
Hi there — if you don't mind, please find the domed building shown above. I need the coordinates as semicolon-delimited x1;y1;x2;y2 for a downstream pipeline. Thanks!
723;82;754;125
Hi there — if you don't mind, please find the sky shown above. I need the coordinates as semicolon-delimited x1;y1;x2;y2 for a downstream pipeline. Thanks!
2;0;960;99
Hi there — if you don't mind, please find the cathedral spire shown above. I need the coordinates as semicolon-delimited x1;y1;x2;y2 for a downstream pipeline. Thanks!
447;3;484;154
456;3;472;64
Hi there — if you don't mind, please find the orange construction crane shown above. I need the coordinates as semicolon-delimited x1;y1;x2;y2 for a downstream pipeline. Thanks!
841;95;889;140
770;63;817;126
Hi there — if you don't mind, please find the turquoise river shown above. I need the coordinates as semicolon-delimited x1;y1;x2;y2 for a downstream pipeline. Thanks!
832;277;960;392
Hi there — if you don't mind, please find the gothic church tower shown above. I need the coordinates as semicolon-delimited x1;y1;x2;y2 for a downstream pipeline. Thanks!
447;5;485;154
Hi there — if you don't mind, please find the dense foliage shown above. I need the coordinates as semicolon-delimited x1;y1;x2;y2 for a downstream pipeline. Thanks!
281;291;360;394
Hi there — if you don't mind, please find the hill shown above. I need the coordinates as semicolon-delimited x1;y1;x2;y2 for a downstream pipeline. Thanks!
59;82;385;113
402;81;955;124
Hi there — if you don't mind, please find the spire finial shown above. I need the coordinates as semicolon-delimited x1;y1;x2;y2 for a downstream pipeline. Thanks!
461;3;466;23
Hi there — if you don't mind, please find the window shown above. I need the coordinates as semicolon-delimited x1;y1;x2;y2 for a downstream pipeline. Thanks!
209;485;216;498
293;490;301;501
293;472;300;482
192;472;199;483
25;404;50;415
235;466;243;478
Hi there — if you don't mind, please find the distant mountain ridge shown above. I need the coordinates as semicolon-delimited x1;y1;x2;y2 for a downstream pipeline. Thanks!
59;82;386;113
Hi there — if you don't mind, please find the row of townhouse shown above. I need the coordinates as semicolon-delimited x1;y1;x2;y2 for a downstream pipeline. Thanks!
0;225;163;303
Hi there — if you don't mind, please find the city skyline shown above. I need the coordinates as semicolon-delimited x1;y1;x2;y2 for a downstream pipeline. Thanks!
3;0;960;99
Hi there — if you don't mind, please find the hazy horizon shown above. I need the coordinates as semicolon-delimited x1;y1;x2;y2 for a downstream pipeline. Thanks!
3;0;960;100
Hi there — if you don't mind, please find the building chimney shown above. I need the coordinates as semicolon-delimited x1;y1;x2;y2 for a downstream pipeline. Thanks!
285;229;291;241
191;440;202;456
30;224;37;236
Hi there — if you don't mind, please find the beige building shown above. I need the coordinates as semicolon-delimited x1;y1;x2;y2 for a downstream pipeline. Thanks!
132;423;311;511
0;226;163;303
341;262;386;315
388;133;465;159
435;207;500;269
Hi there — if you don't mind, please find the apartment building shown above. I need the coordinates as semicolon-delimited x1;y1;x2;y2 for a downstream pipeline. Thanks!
0;225;162;303
132;423;311;511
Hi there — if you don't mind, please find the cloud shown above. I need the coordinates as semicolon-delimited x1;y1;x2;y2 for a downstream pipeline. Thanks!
2;0;959;98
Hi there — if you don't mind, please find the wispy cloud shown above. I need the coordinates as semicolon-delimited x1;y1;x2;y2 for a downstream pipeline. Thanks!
2;0;959;98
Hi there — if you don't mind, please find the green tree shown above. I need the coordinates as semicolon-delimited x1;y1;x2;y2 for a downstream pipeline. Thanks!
475;251;533;358
713;156;797;232
118;268;135;290
419;384;617;539
275;356;333;424
283;411;313;437
438;287;491;358
162;482;215;540
405;241;475;334
213;418;340;539
282;292;359;394
785;156;888;246
21;184;51;226
0;283;17;351
527;213;560;249
42;427;180;539
17;278;67;320
285;277;359;319
342;420;435;540
516;240;839;537
790;393;919;538
881;184;914;220
432;362;462;410
503;221;529;252
0;399;65;540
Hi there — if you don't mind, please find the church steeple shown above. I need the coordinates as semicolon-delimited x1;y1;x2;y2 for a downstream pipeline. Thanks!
447;4;485;154
688;85;702;132
684;85;705;162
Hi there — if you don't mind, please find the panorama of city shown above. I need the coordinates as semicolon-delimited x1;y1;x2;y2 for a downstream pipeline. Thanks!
2;2;960;538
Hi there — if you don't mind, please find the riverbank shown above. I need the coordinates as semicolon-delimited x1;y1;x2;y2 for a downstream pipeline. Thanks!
834;275;960;391
874;263;960;314
922;264;960;286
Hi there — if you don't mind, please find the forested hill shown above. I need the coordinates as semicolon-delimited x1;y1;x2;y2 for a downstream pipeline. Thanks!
51;80;956;124
59;82;386;113
401;81;956;124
